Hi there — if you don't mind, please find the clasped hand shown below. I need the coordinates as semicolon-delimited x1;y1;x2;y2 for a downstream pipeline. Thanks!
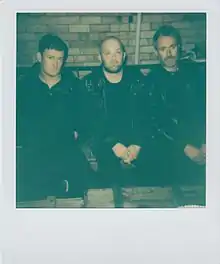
112;143;141;164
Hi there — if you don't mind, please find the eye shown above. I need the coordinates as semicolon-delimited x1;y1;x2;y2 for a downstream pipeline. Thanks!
104;52;111;56
159;47;166;52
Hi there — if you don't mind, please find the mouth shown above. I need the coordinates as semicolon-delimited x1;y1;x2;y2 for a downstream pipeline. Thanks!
165;58;176;65
110;66;119;70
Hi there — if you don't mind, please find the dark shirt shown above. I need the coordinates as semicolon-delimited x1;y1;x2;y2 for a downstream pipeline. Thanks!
102;74;135;145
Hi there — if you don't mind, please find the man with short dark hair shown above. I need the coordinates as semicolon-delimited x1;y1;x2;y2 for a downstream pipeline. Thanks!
144;25;206;185
16;34;92;202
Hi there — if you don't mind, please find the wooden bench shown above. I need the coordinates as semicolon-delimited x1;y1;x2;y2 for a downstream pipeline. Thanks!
16;185;205;208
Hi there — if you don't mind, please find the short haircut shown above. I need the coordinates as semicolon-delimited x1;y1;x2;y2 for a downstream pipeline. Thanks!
153;25;182;50
99;36;126;53
38;34;68;61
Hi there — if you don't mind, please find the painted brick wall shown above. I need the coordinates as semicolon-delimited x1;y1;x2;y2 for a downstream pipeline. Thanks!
17;13;206;67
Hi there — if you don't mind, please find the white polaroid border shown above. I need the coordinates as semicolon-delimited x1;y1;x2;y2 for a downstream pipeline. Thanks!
0;56;2;188
1;0;220;263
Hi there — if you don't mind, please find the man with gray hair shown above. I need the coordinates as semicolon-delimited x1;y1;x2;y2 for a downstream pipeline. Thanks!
142;25;206;186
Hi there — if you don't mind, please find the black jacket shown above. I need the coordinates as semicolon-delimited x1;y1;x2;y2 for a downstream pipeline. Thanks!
16;63;92;201
145;61;206;151
16;63;87;153
80;66;150;150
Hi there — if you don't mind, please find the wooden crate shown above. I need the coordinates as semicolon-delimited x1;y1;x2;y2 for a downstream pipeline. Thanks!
85;188;115;208
172;185;206;207
16;196;56;208
55;198;85;208
122;186;176;208
17;196;84;208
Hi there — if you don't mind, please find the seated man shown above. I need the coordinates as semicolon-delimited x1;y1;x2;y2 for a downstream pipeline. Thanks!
80;36;148;188
140;25;206;186
16;34;93;202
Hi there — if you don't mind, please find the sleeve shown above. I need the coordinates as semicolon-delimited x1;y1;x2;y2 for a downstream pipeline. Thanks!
147;73;190;151
186;63;206;146
68;76;93;147
150;66;205;150
16;77;27;147
78;76;110;148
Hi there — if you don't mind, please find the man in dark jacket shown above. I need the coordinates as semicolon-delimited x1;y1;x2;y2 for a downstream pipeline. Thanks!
142;25;206;186
80;36;148;188
16;34;92;202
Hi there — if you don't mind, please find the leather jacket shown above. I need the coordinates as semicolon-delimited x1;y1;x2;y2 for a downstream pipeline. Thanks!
145;61;206;150
80;66;151;149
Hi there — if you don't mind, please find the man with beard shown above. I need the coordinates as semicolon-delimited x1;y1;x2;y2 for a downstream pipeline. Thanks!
80;36;147;191
143;25;206;186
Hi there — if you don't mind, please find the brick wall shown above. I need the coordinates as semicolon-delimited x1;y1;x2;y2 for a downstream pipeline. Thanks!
17;13;206;67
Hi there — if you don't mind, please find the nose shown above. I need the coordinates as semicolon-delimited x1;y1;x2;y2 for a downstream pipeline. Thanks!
111;53;117;59
53;59;59;68
167;48;172;57
111;54;118;63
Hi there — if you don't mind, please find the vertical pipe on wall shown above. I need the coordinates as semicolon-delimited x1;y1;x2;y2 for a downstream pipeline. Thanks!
134;13;142;64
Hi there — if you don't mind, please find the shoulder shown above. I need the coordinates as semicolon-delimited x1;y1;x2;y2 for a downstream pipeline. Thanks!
143;64;162;85
80;67;105;93
62;68;80;85
16;64;39;97
179;60;205;90
17;62;42;86
124;66;145;82
81;67;103;83
179;60;201;76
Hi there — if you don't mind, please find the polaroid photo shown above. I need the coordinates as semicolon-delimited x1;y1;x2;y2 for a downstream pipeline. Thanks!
15;11;207;209
1;0;220;263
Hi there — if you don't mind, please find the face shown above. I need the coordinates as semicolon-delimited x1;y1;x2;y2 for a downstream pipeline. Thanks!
100;39;125;73
156;36;179;69
38;49;64;77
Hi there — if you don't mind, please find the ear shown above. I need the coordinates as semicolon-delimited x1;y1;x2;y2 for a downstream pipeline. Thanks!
123;52;126;60
98;53;102;63
122;52;127;65
36;52;42;63
177;44;182;53
154;47;159;58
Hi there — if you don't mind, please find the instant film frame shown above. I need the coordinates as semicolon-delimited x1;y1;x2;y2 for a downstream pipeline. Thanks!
1;0;220;263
